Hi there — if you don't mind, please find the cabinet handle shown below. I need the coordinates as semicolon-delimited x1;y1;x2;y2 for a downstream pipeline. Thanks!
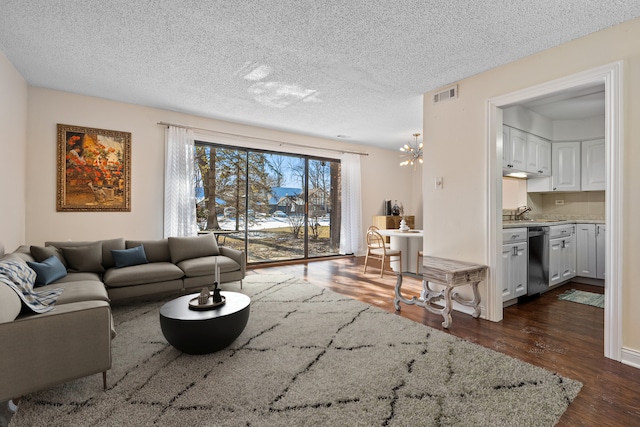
538;170;543;174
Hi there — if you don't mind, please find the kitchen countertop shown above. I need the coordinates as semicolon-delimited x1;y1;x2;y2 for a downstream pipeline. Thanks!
503;219;604;228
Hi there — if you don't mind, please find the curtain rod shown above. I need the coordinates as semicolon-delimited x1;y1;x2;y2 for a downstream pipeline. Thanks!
157;121;369;156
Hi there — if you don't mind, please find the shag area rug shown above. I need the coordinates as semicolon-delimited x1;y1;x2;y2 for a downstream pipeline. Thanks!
11;275;581;426
558;289;605;308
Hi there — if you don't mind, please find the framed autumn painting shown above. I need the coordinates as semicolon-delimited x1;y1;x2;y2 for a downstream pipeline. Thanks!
57;124;131;212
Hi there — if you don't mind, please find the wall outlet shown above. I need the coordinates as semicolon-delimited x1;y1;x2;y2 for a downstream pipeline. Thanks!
555;199;564;205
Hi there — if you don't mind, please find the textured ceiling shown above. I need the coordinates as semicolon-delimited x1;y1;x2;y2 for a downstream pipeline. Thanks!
1;1;639;149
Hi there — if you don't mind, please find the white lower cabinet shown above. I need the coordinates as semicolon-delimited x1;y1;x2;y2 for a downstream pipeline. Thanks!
576;223;606;280
561;234;576;282
548;225;576;287
576;224;597;278
596;224;606;279
502;228;528;302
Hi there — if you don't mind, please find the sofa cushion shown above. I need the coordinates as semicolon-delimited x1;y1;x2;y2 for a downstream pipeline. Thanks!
30;246;68;268
177;255;239;278
168;234;219;264
126;239;171;263
103;262;184;288
40;280;110;304
0;282;21;323
1;253;30;266
97;238;126;269
6;247;35;264
26;256;68;286
52;271;102;284
61;243;105;273
111;245;149;268
46;238;125;270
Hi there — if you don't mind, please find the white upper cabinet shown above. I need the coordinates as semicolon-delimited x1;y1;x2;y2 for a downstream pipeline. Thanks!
582;139;606;191
529;139;605;193
552;142;581;192
502;126;510;169
526;134;551;176
503;126;527;171
503;125;550;176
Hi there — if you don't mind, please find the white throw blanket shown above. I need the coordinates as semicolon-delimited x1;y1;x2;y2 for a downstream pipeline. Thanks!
0;258;62;313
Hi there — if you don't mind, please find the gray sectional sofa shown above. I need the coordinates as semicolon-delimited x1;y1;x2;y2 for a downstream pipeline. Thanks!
0;233;245;402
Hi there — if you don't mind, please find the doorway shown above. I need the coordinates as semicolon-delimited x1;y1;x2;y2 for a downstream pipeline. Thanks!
486;62;623;361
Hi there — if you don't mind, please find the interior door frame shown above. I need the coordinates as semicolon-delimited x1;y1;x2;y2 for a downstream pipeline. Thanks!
485;61;623;361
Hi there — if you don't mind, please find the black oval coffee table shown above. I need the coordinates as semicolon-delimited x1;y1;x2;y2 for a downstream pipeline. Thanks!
159;291;250;354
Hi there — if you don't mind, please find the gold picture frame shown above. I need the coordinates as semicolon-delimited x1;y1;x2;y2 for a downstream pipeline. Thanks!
57;123;131;212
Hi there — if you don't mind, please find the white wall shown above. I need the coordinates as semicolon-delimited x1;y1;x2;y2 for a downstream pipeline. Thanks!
0;52;27;252
503;105;553;139
422;17;640;358
502;178;527;209
24;87;419;248
552;115;605;141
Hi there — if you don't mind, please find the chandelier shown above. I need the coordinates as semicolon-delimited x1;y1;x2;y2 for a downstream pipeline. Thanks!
399;133;423;167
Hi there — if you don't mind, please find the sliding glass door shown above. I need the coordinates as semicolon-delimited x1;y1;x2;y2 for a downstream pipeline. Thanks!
195;143;341;263
307;158;341;257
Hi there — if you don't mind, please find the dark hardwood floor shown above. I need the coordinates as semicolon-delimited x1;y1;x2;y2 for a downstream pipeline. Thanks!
248;256;640;426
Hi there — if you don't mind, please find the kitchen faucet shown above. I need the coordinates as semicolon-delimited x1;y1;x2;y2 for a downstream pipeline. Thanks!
515;205;532;220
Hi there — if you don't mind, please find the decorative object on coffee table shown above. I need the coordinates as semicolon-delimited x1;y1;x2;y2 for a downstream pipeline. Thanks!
188;283;227;310
161;291;250;354
198;287;209;305
212;278;223;303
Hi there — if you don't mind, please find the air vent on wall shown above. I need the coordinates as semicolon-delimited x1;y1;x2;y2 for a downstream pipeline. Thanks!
433;85;458;104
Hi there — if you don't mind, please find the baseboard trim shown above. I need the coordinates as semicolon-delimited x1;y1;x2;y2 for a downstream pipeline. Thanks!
621;347;640;369
571;277;605;287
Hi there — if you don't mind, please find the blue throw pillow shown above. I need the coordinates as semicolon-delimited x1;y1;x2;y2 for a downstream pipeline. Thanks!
27;255;68;286
111;245;149;268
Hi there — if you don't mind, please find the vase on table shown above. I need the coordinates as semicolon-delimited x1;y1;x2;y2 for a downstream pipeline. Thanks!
399;218;410;232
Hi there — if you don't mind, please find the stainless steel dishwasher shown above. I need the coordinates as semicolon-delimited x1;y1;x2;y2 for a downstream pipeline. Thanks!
527;226;550;295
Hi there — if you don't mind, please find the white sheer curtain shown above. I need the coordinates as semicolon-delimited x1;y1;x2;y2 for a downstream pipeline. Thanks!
164;126;197;238
339;153;364;255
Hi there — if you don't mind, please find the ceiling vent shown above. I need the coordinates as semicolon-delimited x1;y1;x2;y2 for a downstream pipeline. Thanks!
433;85;458;104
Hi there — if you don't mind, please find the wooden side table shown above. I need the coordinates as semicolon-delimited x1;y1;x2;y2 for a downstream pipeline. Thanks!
394;256;487;328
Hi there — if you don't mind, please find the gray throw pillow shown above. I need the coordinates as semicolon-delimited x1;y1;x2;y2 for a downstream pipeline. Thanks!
61;242;105;273
30;245;68;268
99;238;126;269
168;234;219;264
126;239;171;263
